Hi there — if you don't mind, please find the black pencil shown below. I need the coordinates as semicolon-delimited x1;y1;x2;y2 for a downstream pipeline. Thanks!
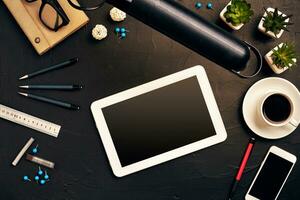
19;84;83;91
19;57;78;80
18;92;80;110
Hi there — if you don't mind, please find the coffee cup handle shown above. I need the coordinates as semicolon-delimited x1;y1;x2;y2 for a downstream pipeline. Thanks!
289;118;299;128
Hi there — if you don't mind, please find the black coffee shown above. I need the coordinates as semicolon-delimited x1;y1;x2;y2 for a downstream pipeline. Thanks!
263;94;291;123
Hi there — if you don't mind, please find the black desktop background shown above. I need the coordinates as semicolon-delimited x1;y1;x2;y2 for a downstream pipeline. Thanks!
0;0;299;199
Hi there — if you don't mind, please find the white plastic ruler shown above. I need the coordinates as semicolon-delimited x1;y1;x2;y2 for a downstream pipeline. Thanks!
0;104;61;137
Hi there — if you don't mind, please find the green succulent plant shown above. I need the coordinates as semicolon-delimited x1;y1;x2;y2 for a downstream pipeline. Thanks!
272;43;297;69
263;8;293;36
224;0;254;26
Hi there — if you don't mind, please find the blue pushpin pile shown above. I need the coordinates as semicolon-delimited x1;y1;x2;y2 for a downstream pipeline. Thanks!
115;27;129;39
23;167;50;186
23;145;51;186
194;2;213;10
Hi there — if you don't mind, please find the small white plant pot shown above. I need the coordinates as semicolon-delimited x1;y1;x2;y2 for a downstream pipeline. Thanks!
220;1;244;30
258;7;289;39
265;43;297;74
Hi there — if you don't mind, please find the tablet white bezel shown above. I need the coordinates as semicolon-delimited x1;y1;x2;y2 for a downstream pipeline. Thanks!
91;66;227;177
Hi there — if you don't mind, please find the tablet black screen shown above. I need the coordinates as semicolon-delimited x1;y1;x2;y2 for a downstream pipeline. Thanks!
102;76;216;167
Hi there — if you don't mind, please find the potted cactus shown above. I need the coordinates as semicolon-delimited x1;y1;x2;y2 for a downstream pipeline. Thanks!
220;0;254;30
265;42;297;74
258;8;292;39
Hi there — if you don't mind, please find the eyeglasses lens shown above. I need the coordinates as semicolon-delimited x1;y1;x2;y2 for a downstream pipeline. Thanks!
40;3;63;30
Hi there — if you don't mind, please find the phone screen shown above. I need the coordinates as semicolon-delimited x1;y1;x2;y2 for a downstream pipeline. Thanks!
249;152;294;200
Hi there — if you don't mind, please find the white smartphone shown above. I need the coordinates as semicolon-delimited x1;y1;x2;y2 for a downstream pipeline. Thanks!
245;146;297;200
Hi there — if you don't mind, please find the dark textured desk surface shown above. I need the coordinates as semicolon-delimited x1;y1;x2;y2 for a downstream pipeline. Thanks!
0;0;299;199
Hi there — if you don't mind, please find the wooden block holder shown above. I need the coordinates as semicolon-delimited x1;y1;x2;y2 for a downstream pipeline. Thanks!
3;0;89;55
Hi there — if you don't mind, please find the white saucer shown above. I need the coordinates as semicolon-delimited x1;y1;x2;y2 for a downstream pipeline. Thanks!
243;77;300;139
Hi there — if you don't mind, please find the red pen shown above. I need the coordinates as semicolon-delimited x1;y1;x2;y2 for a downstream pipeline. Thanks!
227;138;256;199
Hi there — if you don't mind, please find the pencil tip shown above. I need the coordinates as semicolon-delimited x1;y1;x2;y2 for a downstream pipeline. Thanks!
18;92;27;96
19;75;28;80
19;85;28;89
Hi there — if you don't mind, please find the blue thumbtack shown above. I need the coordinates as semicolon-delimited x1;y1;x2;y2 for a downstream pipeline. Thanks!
120;32;126;39
120;27;126;33
38;166;43;176
32;144;39;154
115;27;120;33
23;175;31;182
195;2;202;9
40;180;46;185
207;2;213;9
34;175;40;181
44;171;49;180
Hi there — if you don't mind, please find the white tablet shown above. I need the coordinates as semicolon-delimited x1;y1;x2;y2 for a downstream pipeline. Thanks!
91;66;227;177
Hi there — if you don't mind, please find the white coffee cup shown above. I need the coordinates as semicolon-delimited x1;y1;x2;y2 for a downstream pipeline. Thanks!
258;91;299;127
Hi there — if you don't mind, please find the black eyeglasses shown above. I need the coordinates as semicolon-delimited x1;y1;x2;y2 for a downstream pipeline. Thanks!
67;0;106;11
25;0;70;32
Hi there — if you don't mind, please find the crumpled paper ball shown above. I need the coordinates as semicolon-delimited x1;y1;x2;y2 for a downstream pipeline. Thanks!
110;7;126;22
92;24;108;40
